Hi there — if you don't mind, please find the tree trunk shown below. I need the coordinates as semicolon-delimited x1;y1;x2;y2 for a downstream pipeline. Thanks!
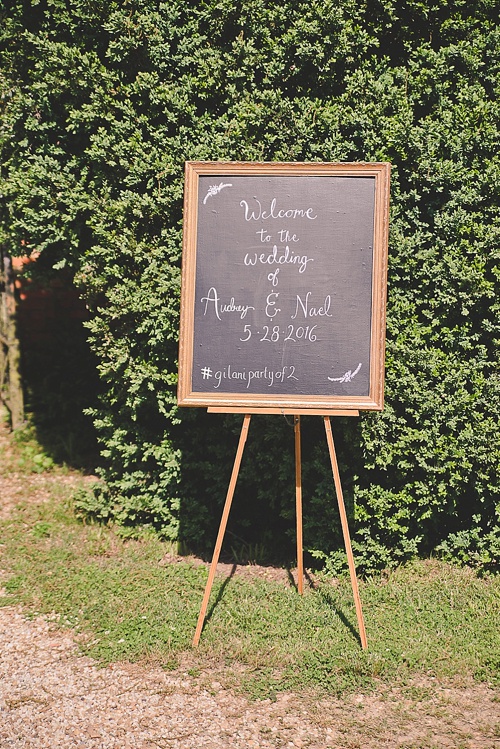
0;251;24;430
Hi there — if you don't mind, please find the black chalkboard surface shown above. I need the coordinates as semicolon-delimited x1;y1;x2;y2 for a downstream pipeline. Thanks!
178;162;390;411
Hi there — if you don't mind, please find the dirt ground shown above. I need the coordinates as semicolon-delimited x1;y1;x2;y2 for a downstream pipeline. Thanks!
0;420;499;748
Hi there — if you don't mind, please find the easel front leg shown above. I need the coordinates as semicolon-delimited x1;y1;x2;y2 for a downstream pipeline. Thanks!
324;416;368;650
294;416;304;595
193;414;251;647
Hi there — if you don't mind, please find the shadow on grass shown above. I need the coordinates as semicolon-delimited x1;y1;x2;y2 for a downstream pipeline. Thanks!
319;589;362;647
202;562;238;631
286;566;319;592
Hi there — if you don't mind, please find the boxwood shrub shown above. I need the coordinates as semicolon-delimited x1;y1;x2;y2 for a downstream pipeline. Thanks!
1;0;499;572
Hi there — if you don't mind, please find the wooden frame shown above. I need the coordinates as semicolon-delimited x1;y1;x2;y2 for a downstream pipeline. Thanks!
178;161;390;411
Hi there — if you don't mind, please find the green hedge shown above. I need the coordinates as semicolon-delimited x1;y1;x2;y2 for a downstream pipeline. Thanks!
1;0;499;572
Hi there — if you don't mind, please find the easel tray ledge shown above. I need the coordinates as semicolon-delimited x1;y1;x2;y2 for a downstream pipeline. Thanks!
207;407;360;416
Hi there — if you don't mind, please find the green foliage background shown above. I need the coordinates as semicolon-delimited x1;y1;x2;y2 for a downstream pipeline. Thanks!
1;0;499;572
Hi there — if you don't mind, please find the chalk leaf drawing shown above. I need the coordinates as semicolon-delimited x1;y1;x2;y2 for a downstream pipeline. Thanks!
203;182;233;204
328;362;362;383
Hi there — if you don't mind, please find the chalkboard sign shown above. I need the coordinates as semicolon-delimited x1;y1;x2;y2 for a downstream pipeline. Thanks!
178;162;390;411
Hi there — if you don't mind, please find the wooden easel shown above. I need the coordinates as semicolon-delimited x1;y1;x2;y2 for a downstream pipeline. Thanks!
192;409;368;649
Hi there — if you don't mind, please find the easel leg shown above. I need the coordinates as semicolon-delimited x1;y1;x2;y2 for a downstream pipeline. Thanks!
294;416;304;595
192;414;252;647
324;417;368;650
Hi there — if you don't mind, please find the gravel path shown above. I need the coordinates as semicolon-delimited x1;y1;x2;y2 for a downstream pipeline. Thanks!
0;606;335;749
1;605;499;749
0;607;500;749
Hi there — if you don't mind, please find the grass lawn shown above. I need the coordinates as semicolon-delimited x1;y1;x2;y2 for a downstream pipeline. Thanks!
0;421;499;701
